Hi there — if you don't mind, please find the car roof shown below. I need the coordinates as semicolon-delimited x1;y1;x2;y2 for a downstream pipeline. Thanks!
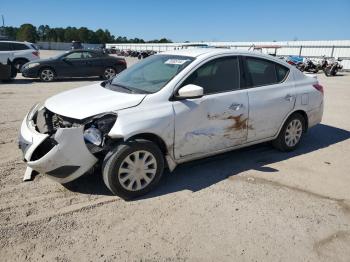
161;48;269;58
160;48;292;67
0;40;34;45
68;49;100;53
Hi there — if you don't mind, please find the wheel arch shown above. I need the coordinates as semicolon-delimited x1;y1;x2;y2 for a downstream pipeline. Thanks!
276;110;309;138
13;57;29;64
126;132;168;156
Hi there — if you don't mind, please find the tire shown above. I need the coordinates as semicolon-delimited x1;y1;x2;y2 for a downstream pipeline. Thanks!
102;139;164;199
272;113;306;152
10;65;17;79
324;68;331;77
39;68;55;82
102;67;116;80
13;59;28;72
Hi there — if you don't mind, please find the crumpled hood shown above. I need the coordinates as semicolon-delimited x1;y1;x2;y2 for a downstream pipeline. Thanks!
45;83;146;119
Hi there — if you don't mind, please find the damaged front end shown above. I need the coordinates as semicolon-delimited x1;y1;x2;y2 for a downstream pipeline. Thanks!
18;104;117;183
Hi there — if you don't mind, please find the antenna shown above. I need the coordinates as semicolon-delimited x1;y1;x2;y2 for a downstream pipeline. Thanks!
2;15;4;27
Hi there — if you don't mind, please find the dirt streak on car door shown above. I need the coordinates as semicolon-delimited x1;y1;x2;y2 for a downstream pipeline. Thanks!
173;90;249;158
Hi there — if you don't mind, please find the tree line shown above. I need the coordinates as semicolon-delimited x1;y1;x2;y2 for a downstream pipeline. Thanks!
1;24;172;44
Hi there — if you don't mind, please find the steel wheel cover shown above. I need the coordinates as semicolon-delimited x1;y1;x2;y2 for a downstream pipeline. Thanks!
285;119;302;147
118;150;157;191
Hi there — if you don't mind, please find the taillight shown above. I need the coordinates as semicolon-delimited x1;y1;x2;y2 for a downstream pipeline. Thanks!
118;59;127;65
313;83;324;95
32;51;39;57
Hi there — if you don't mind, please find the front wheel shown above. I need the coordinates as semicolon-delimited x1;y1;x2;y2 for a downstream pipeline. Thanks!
272;113;305;152
102;67;116;80
39;68;55;82
102;139;164;199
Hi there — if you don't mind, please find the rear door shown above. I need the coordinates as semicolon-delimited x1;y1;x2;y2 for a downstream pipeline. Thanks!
243;56;295;142
81;51;104;76
173;56;249;159
58;51;88;77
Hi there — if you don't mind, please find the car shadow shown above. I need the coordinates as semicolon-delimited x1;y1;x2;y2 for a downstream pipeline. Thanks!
64;124;350;198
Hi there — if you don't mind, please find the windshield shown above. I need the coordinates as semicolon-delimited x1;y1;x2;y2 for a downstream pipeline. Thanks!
107;55;194;94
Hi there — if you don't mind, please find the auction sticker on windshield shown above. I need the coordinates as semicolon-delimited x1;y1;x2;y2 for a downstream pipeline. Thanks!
164;59;190;65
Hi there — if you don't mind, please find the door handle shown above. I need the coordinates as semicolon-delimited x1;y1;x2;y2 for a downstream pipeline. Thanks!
285;94;294;101
229;103;243;111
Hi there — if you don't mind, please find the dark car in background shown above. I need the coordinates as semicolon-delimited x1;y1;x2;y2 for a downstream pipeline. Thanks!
21;50;127;82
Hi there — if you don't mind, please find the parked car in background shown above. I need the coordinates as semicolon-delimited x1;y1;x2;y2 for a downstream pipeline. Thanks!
286;55;304;66
19;49;324;199
0;41;40;71
71;41;83;50
21;49;127;81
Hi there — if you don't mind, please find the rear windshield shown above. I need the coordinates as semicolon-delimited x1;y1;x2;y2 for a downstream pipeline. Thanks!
30;44;39;50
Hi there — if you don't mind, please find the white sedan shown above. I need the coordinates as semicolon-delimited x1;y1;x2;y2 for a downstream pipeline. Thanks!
19;48;324;199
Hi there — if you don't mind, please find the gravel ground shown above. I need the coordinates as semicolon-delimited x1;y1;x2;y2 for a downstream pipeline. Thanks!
0;50;349;262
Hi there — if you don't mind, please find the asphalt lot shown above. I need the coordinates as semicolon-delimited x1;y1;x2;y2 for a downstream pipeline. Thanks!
0;50;349;262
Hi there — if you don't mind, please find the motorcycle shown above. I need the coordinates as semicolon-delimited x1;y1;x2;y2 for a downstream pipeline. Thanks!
296;58;319;73
322;57;343;76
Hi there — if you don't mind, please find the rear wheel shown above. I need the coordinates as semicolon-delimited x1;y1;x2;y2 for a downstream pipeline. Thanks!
102;67;116;80
39;68;55;82
272;113;305;152
102;139;164;199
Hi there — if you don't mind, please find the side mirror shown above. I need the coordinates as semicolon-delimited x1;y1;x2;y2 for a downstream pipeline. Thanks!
176;84;203;99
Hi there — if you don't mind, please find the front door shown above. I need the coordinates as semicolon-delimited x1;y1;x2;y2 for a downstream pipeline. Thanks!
57;51;89;77
173;56;249;159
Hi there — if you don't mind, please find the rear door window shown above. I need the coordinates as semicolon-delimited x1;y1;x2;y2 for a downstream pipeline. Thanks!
182;56;240;95
65;52;83;59
0;42;11;51
244;57;289;87
11;43;30;50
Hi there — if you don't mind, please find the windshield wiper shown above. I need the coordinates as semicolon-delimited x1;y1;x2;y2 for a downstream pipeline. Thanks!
111;83;152;94
111;83;134;93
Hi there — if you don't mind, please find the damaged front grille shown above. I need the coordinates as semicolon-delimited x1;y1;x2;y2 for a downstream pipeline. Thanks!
34;108;81;134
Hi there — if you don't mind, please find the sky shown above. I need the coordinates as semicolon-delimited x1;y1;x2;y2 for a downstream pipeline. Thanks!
1;0;350;42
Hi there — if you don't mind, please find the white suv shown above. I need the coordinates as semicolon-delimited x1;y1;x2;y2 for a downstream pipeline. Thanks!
19;49;324;199
0;41;40;71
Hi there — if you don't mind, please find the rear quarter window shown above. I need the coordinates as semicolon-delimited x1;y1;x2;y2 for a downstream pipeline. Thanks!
276;64;289;82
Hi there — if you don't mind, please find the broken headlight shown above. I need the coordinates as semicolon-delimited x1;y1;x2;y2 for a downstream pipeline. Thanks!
84;127;102;146
84;114;117;153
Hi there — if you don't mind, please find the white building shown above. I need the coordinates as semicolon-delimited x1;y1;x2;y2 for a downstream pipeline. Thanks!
107;40;350;69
